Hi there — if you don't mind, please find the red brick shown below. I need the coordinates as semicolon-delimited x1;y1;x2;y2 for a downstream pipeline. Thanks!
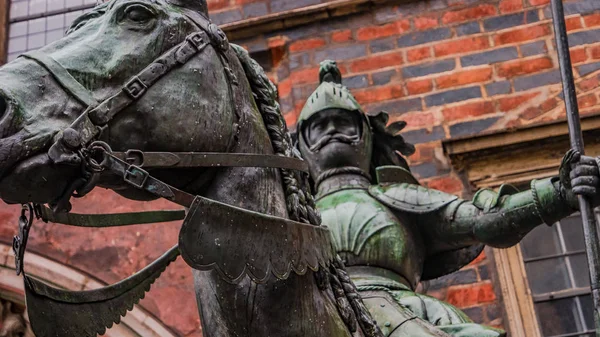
290;66;319;85
578;94;597;108
353;84;405;104
332;30;353;43
436;67;493;89
442;101;495;121
208;0;229;11
496;56;553;78
428;175;464;193
442;4;497;24
349;52;403;73
540;97;558;112
493;23;551;45
277;79;292;98
268;36;287;49
407;46;431;63
356;20;410;41
406;79;433;95
506;118;523;128
284;109;300;128
528;0;549;5
410;143;437;163
268;37;287;67
433;36;490;57
470;251;487;265
579;75;600;91
570;48;588;64
499;0;523;13
400;112;435;129
566;16;583;31
584;13;600;27
414;15;438;30
590;45;600;59
498;92;540;111
520;106;543;120
289;38;326;52
446;283;497;308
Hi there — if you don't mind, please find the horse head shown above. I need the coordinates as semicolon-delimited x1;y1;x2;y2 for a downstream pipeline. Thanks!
0;0;263;207
0;2;381;336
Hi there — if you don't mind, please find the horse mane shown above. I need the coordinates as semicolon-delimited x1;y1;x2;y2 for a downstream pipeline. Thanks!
231;45;320;226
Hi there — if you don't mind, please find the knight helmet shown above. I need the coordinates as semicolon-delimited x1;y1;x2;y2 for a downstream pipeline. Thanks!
297;60;373;181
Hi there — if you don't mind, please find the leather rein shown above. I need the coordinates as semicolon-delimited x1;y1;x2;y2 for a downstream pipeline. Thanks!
12;8;308;275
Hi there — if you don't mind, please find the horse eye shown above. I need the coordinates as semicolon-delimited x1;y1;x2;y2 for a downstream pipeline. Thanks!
124;5;154;23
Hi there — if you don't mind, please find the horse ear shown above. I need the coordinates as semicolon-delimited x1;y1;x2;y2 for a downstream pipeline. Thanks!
168;0;208;15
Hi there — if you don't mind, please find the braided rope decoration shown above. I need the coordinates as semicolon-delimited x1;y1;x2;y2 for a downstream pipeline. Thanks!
232;45;320;226
232;46;382;337
332;256;384;337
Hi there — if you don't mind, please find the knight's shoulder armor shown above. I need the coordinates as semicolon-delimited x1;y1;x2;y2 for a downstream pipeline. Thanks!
368;166;458;215
368;183;458;215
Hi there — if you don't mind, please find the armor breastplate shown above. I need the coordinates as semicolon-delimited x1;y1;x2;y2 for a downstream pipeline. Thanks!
317;188;426;288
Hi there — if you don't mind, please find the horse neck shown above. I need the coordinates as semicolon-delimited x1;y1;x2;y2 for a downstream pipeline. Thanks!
202;110;289;218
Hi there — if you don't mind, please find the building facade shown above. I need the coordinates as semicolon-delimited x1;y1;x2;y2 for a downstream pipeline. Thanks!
1;0;600;336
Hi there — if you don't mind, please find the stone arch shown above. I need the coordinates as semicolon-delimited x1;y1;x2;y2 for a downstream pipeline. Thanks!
0;243;177;337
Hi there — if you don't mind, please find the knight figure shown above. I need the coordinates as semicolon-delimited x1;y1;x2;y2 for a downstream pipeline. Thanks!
296;60;600;337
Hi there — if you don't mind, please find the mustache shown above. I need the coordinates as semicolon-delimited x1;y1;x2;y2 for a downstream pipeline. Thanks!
309;133;360;152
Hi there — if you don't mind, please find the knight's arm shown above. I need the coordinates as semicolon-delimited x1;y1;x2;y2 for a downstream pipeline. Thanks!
423;177;575;249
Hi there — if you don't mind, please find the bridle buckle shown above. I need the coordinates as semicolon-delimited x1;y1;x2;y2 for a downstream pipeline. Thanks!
124;165;149;189
187;32;205;50
125;149;144;166
123;77;147;99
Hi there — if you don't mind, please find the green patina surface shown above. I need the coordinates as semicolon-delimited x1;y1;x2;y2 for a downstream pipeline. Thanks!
296;59;598;337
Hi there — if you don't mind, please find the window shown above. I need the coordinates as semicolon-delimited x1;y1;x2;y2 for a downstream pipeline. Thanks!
520;215;595;337
7;0;96;62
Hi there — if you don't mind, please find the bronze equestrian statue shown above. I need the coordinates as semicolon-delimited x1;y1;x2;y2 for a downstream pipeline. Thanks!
295;60;600;337
0;1;384;336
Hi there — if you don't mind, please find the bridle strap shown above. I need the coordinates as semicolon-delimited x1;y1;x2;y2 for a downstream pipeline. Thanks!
37;205;185;227
20;51;97;107
112;151;309;172
86;31;210;126
41;29;212;166
101;152;196;207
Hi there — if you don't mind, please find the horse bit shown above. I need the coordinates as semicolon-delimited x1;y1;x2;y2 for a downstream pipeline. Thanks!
12;7;309;275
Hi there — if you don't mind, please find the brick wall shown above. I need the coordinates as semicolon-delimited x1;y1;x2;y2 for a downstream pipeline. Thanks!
207;0;343;24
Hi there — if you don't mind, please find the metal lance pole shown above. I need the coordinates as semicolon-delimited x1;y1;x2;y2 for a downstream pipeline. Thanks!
551;0;600;331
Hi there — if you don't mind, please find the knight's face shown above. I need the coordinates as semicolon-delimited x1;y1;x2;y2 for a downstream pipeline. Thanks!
304;109;361;150
299;108;372;180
